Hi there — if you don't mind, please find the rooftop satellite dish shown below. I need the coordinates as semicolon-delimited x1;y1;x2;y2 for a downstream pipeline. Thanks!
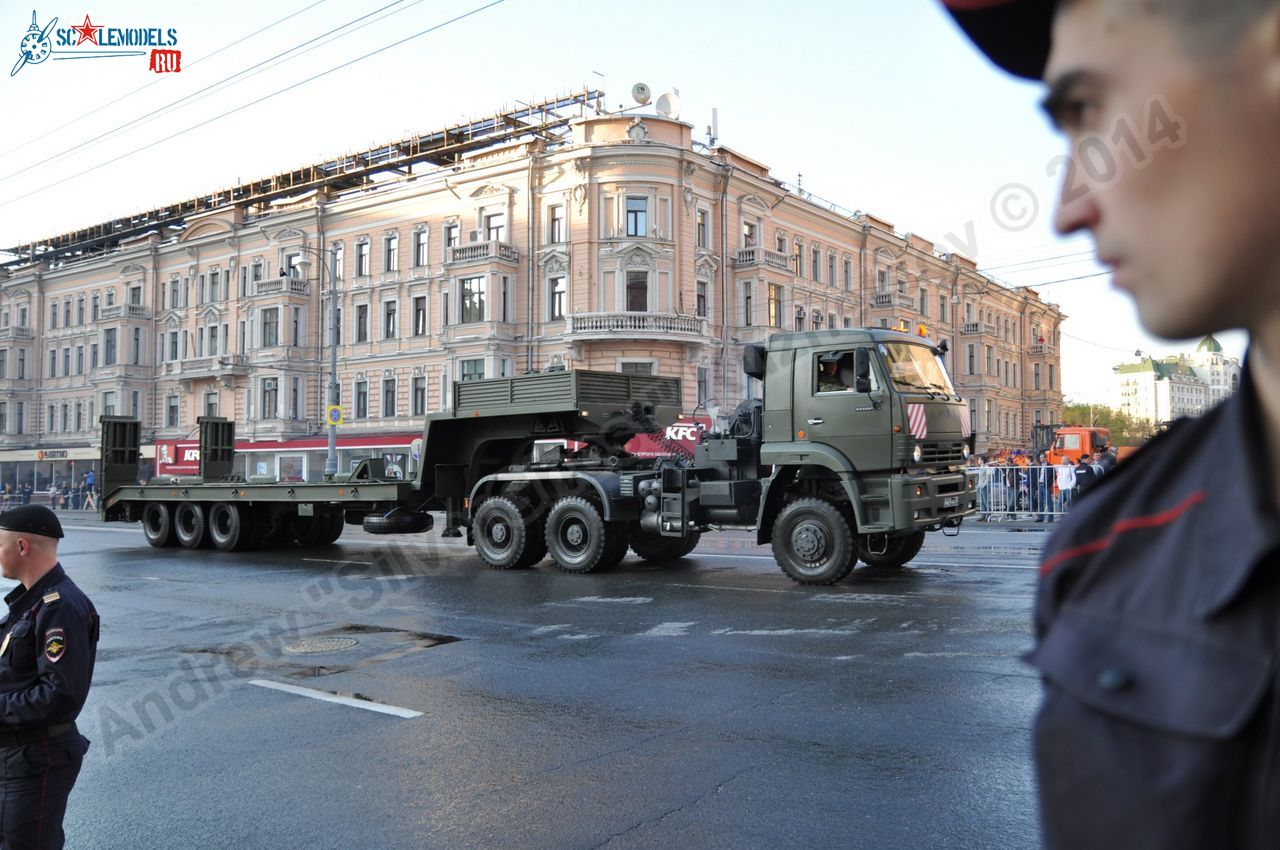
631;83;651;105
655;91;681;120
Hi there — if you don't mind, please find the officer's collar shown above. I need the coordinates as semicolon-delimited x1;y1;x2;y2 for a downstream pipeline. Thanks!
1192;358;1280;617
4;563;65;610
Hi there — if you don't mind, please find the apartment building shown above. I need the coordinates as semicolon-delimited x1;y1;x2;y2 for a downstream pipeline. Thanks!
0;91;1064;487
1111;334;1241;426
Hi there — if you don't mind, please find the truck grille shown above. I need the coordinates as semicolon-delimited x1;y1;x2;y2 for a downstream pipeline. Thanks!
921;441;966;465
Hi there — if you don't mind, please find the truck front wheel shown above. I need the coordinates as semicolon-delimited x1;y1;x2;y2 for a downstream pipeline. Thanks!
858;529;926;569
545;496;610;574
474;497;544;570
771;498;856;585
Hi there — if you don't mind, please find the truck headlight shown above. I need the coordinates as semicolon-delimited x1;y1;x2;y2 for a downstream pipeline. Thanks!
961;444;970;460
912;445;923;464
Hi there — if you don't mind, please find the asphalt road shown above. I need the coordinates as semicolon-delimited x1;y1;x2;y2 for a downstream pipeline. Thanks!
41;513;1049;849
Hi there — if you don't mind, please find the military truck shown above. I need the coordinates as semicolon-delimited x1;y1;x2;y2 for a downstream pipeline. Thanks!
100;328;976;584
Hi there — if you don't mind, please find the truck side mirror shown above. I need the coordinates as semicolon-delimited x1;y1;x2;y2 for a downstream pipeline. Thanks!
855;349;871;393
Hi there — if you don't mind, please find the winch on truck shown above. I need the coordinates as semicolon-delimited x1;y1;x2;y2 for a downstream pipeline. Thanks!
99;328;976;585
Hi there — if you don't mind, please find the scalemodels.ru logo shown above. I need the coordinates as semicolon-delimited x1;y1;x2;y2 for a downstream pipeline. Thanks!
10;10;181;77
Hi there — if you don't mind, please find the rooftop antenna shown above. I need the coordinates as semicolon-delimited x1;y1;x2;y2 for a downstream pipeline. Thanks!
707;108;719;146
631;82;651;106
655;89;681;120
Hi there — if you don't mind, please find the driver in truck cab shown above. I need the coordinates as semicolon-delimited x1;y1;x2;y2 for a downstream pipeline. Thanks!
816;352;851;393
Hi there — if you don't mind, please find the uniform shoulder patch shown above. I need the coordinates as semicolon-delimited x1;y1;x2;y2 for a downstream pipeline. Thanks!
42;591;61;605
44;627;66;663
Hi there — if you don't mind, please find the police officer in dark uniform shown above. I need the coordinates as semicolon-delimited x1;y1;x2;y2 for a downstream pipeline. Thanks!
0;504;98;850
943;1;1280;847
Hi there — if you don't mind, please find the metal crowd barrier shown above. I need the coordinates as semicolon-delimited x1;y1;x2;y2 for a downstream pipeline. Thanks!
965;465;1076;523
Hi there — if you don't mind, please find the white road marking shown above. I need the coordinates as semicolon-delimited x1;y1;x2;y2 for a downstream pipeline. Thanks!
903;651;1022;658
665;582;795;595
637;622;697;637
302;558;374;566
531;624;571;635
810;593;907;605
248;679;422;718
558;633;598;641
711;623;874;637
568;596;652;604
66;526;140;535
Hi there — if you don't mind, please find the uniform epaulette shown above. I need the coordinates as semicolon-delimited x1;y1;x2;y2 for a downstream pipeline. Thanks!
42;591;61;605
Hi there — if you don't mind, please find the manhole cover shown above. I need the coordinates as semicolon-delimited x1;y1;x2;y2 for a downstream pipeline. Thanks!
284;637;359;654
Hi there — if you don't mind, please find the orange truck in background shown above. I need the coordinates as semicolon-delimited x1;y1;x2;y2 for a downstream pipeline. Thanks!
1045;426;1111;466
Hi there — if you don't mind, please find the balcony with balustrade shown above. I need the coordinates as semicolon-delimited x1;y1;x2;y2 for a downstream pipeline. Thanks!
98;303;150;320
444;241;519;268
0;326;34;341
254;277;311;297
564;312;707;341
733;247;792;273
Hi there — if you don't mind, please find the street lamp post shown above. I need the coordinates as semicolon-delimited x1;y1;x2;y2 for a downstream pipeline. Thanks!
294;247;340;479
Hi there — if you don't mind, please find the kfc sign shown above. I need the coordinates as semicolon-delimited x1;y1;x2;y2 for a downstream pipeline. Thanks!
156;440;200;476
625;417;711;459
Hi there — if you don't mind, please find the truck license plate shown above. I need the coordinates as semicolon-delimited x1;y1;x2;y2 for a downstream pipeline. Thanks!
942;496;959;508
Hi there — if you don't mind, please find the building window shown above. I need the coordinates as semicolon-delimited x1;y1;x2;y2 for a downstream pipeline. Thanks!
776;232;787;254
939;295;948;324
767;285;783;328
88;344;97;370
812;248;821;282
625;271;648;312
91;295;100;321
64;300;73;325
985;345;994;375
695;210;708;248
441;290;450;327
132;328;142;364
14;402;22;435
828;312;837;329
103;329;117;365
795;246;805;278
378;233;397;273
166;395;179;428
412;231;428;267
742;221;757;248
103;391;116;417
460;277;486;323
0;402;6;433
260;378;278;420
795;307;805;332
48;350;56;378
696;367;709;406
355;304;370;343
382;378;396;417
208;272;221;303
355;381;368;418
60;403;68;432
843;316;852;329
383;300;398;339
62;347;70;376
619;361;653;376
205;392;219;418
76;298;85;325
444;223;459;248
460;359;485;382
261;308;279;348
695;281;708;319
412;376;426;416
49;302;57;329
920;287;929;317
484;213;506;242
47;405;55;433
743;283;753;326
1049;364;1056;390
355;242;370;277
0;351;5;379
549;206;564;244
967;344;976;375
625;197;647;237
412;296;427;336
548;277;566;320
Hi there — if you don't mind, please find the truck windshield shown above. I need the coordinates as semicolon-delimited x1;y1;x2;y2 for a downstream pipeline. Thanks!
879;343;956;396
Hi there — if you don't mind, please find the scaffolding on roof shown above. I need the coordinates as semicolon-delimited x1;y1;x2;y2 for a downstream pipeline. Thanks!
2;88;605;270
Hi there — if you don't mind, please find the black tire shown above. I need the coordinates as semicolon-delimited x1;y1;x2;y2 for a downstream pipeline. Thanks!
173;502;209;550
545;496;610;574
362;511;432;535
473;497;545;570
315;509;344;545
771;498;856;585
598;522;630;571
858;529;926;569
629;526;701;562
141;502;176;548
208;502;256;552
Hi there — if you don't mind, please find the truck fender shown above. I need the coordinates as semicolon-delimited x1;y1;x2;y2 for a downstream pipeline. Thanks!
755;443;867;544
468;470;628;521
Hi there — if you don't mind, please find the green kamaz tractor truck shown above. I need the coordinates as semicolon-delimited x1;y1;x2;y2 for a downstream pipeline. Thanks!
100;328;976;585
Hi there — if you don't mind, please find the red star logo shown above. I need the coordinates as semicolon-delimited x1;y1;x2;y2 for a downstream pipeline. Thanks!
72;14;102;46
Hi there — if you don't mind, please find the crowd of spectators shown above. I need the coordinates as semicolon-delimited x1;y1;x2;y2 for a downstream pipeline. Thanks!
969;446;1119;522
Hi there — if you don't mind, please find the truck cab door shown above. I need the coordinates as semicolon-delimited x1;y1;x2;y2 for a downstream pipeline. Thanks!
796;348;891;471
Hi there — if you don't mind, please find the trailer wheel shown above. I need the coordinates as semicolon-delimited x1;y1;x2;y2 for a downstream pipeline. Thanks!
858;529;926;569
771;498;856;585
473;497;544;570
545;496;610;574
141;502;177;548
628;526;701;562
173;503;210;550
315;509;344;545
208;503;256;551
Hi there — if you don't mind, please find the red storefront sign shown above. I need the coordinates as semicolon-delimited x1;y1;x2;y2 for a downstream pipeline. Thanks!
155;441;201;476
624;418;711;458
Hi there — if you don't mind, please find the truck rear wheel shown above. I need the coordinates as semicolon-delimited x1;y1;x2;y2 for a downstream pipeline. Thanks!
142;502;177;548
208;502;256;551
858;529;926;569
474;497;544;570
315;509;344;545
771;498;856;585
629;527;701;562
599;522;630;570
173;503;209;549
545;496;610;574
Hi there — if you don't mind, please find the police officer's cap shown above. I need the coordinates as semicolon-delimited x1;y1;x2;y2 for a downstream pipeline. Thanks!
819;351;842;363
941;0;1057;80
0;504;64;539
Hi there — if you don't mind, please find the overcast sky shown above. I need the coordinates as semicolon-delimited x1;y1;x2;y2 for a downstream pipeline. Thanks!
0;0;1247;402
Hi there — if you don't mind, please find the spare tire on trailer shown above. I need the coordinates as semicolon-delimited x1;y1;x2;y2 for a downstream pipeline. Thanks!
362;510;432;535
141;502;177;548
207;502;257;551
